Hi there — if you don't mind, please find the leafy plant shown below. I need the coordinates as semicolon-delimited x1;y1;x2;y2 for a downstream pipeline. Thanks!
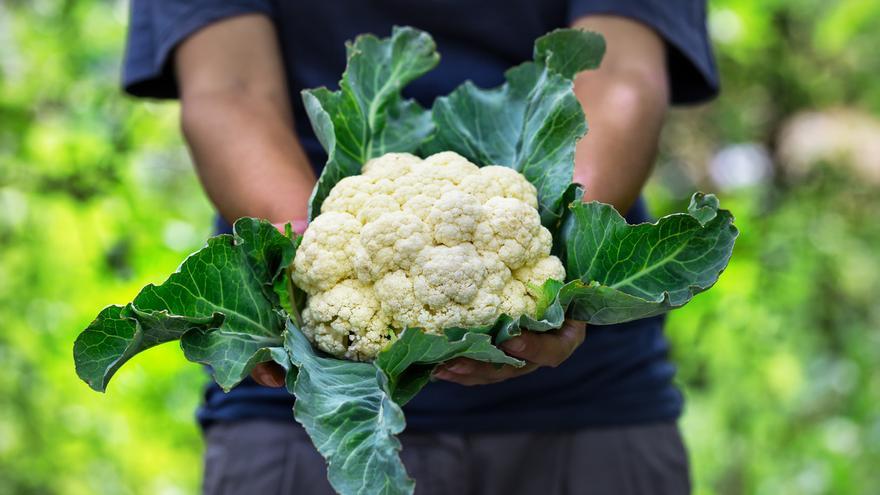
73;27;736;495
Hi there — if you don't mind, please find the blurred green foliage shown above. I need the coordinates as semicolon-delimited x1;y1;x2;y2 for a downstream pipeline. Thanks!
0;1;878;494
0;2;212;494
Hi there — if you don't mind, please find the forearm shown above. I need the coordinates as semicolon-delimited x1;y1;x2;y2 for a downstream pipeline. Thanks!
181;90;316;224
571;16;670;213
173;14;315;225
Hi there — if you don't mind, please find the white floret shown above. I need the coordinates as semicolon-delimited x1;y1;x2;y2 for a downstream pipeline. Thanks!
473;197;553;270
392;169;453;205
479;252;512;293
320;175;377;217
292;212;361;292
462;291;503;327
416;151;481;184
361;152;420;180
301;279;391;361
374;270;423;330
425;190;483;246
514;256;566;288
400;193;442;222
354;212;430;281
498;279;536;317
412;244;485;307
416;304;463;332
460;165;538;208
356;194;401;224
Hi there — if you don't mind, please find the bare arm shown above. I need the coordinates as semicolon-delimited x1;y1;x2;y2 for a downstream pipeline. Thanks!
571;15;670;213
175;14;316;224
436;16;669;386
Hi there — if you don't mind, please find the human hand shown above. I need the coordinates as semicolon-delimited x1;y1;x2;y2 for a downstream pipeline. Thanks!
252;319;588;388
250;220;308;388
252;360;287;387
432;319;586;386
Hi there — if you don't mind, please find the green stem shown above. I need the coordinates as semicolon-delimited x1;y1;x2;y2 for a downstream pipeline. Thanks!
285;265;304;328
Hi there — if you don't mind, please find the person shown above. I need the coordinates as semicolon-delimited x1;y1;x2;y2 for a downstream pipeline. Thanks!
122;1;718;493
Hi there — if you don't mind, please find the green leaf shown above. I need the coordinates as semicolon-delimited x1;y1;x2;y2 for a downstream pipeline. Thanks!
528;278;568;324
73;305;223;392
534;28;606;78
303;26;440;219
549;182;584;251
558;279;685;324
285;321;534;495
73;218;296;391
560;192;738;324
376;327;523;404
274;236;305;322
687;192;722;225
492;279;569;343
428;29;605;226
285;322;414;495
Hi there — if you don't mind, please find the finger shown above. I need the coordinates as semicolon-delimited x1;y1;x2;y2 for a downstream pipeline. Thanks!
500;320;586;367
440;357;477;375
251;362;286;387
291;219;308;235
434;368;513;386
434;359;537;386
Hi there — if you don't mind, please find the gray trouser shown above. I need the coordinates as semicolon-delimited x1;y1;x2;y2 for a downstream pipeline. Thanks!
203;419;690;495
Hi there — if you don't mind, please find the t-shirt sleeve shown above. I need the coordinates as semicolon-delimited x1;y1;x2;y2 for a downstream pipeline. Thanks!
568;0;719;104
122;0;275;99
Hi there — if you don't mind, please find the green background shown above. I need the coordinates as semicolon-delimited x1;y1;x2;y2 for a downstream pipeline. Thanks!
1;1;878;493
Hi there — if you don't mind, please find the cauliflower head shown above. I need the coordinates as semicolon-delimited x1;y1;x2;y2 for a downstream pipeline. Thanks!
292;151;566;360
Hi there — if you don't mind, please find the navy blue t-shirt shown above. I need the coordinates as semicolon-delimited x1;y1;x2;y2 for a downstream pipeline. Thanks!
122;0;718;432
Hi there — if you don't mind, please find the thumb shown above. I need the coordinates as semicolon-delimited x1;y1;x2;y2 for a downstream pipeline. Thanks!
251;362;286;388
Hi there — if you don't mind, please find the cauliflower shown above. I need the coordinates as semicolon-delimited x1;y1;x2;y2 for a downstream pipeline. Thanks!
292;151;566;360
291;212;361;292
301;280;391;361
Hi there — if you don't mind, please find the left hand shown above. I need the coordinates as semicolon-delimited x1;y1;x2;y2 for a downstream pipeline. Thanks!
433;319;586;386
